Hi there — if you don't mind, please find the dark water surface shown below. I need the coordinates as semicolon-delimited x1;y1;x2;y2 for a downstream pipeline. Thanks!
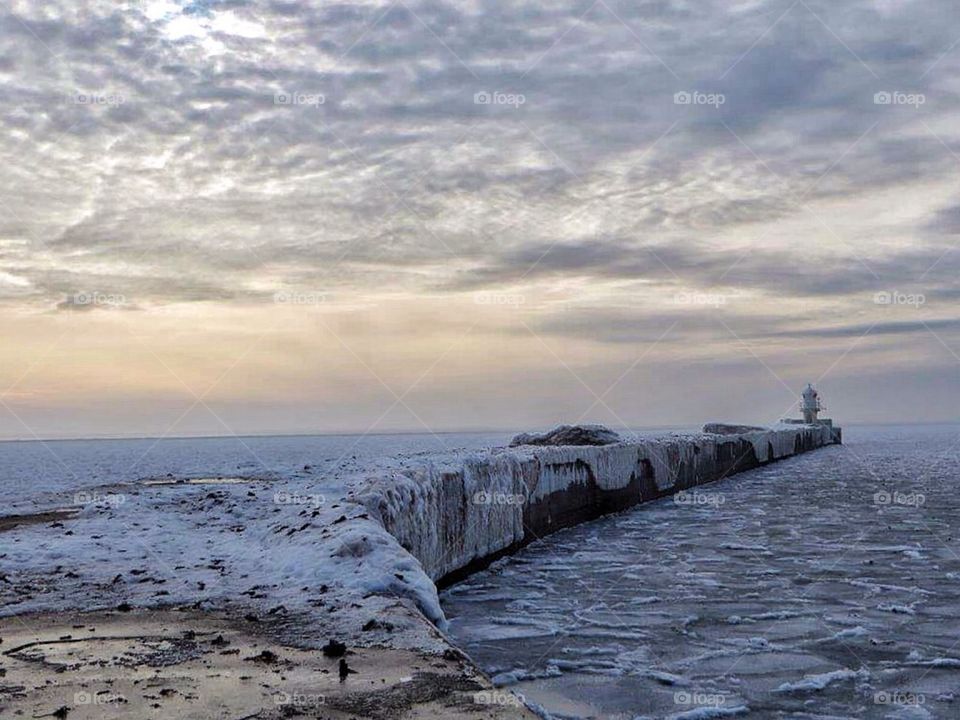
442;425;960;719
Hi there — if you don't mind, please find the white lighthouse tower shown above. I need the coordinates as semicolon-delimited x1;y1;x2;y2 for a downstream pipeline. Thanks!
801;383;821;424
781;383;840;442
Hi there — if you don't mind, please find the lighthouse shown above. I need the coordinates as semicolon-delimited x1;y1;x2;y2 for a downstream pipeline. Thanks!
781;384;841;443
801;383;821;424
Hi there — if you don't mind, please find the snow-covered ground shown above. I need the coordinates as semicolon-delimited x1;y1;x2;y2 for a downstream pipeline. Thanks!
441;424;960;719
0;431;511;649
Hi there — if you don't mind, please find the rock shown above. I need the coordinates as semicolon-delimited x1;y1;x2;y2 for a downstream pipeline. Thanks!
322;639;346;658
339;658;356;682
509;424;621;447
362;619;394;632
245;650;278;664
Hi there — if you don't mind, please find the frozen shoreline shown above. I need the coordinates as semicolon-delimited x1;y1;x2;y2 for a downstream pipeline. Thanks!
0;423;838;718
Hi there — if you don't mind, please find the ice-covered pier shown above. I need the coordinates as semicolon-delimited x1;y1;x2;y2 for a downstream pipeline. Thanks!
358;422;841;590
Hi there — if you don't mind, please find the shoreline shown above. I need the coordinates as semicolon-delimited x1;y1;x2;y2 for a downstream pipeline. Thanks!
1;423;838;718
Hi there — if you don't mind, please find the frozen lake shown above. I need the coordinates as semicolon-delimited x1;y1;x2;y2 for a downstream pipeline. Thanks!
0;430;515;512
442;425;960;719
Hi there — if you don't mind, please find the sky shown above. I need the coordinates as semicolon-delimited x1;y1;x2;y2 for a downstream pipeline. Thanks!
1;0;959;440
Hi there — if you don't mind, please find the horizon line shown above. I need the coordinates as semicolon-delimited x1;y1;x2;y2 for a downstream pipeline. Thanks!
0;419;958;444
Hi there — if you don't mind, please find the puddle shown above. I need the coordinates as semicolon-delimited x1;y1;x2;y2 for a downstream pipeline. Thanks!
0;507;81;533
142;477;261;486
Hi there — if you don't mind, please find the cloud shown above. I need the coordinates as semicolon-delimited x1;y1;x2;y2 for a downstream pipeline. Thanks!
3;0;960;435
927;202;960;235
2;0;958;312
768;317;960;339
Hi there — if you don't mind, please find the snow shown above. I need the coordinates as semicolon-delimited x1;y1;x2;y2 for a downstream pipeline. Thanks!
355;453;529;581
668;707;749;720
882;706;933;720
774;668;869;692
0;475;449;646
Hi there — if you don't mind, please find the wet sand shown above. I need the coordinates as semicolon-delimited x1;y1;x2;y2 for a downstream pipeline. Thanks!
0;509;80;534
0;608;534;719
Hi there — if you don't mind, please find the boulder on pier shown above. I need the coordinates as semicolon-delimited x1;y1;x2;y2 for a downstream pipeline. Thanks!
509;424;622;447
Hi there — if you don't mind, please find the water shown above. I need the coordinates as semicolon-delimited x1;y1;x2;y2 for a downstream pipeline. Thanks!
0;426;693;512
0;431;513;512
441;425;960;719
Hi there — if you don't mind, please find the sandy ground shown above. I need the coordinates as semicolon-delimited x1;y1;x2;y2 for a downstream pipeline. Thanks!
0;608;536;719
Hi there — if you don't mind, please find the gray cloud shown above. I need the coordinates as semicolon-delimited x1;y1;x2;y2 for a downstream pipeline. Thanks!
1;0;959;318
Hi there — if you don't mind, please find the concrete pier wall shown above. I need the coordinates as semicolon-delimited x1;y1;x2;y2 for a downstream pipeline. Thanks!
358;424;840;590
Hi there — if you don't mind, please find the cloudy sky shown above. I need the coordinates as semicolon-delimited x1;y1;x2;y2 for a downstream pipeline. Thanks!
1;0;958;439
